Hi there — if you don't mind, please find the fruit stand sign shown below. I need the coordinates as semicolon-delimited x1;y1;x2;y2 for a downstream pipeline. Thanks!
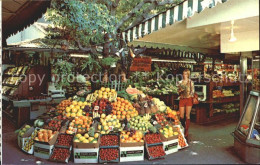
94;106;99;111
130;57;152;72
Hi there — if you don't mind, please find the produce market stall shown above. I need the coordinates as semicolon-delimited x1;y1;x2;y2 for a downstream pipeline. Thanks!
16;86;188;163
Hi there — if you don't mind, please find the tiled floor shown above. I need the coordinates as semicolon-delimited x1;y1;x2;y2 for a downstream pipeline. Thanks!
2;116;245;164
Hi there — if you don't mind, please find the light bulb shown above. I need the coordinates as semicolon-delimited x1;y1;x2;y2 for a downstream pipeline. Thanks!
229;20;237;42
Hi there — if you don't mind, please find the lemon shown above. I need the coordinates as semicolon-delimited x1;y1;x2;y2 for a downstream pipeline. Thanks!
76;134;82;138
72;101;78;105
84;133;89;138
93;140;97;143
66;107;71;113
77;112;82;117
113;115;117;119
112;121;117;126
98;125;102;130
89;137;94;142
100;87;105;92
111;89;116;93
70;105;75;109
104;126;109;131
83;102;88;105
94;133;99;138
79;136;86;142
83;139;89;143
74;139;80;142
108;122;112;126
101;114;106;119
101;131;106;134
78;101;83;106
71;113;76;118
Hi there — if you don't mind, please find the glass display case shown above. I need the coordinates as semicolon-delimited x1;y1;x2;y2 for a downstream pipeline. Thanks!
233;90;260;164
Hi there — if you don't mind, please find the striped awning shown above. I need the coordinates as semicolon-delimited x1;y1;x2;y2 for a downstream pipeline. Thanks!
123;0;229;43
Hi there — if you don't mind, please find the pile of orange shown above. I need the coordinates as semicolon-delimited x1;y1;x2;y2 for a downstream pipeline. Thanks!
111;97;138;120
66;116;92;134
120;131;144;143
56;100;72;114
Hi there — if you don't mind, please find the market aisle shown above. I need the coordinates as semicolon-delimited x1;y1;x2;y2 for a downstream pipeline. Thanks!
2;116;244;164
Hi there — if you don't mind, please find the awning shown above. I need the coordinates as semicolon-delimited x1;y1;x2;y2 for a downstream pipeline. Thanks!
123;0;228;43
2;0;51;41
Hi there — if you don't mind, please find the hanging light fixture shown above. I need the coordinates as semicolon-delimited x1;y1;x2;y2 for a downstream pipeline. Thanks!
229;20;237;42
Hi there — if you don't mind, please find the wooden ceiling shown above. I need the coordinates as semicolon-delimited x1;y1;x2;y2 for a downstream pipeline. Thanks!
2;0;50;42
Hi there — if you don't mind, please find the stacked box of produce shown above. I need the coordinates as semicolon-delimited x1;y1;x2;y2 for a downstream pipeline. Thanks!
176;126;188;149
99;134;120;163
49;147;71;163
34;129;59;159
144;133;166;159
120;130;144;162
17;125;36;154
73;131;100;163
159;126;179;155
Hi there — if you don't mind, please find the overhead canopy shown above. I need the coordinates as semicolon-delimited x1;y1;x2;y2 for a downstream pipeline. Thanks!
2;0;51;42
124;0;259;54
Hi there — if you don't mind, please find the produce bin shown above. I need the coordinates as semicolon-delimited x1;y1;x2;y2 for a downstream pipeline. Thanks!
120;141;144;162
98;147;120;163
145;143;166;160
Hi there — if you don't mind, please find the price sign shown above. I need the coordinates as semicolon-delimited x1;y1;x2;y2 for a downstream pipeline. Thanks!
130;57;152;72
109;126;114;131
94;106;99;111
144;102;148;108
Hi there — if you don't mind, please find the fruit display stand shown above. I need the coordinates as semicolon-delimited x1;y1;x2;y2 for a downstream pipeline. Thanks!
15;86;188;164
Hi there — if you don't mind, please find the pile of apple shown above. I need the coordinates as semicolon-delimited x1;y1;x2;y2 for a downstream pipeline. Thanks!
129;115;152;132
73;132;99;144
111;97;138;120
99;114;122;134
66;116;92;134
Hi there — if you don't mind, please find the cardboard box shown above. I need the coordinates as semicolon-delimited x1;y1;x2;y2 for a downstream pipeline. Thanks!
159;127;179;142
162;139;178;155
120;142;144;162
73;137;100;163
34;132;59;159
17;126;35;150
21;129;37;154
74;148;99;163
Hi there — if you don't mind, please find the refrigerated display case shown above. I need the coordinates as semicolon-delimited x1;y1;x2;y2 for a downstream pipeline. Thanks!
233;90;260;164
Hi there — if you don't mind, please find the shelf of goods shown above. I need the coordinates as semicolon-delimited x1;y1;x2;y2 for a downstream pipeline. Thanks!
194;81;241;124
16;86;188;163
2;65;65;127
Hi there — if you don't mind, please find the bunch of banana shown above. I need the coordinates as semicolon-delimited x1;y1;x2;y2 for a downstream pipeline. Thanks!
86;93;98;103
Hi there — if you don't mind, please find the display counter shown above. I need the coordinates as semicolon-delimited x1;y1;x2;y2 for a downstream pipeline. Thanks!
2;97;65;128
188;81;240;124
